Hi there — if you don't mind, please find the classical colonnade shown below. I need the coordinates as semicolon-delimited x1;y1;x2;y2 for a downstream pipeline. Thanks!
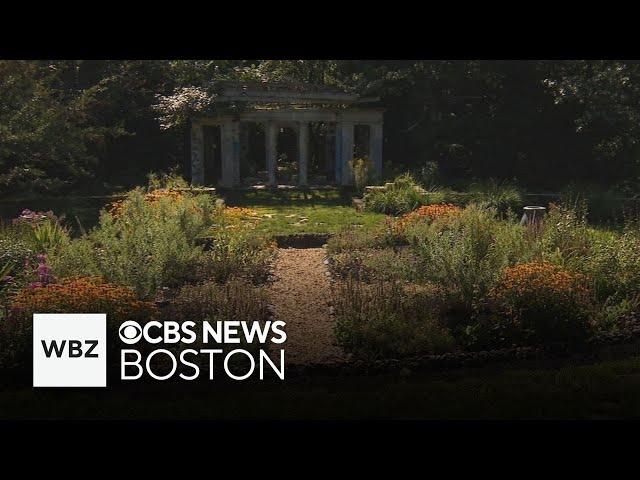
190;108;384;187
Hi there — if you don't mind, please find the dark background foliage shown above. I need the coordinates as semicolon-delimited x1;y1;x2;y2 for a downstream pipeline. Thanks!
2;59;638;195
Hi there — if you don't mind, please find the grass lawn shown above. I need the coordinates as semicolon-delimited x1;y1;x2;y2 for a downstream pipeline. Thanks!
4;356;640;419
222;189;385;236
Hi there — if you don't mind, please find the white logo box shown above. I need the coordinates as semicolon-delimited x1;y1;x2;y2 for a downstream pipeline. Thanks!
33;313;107;387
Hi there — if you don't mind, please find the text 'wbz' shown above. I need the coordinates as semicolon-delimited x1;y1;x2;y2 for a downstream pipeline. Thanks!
120;320;287;381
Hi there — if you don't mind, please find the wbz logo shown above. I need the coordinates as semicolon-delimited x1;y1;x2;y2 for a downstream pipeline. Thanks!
33;314;106;387
41;339;99;358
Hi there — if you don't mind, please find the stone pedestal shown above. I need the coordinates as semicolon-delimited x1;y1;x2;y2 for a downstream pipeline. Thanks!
520;206;547;226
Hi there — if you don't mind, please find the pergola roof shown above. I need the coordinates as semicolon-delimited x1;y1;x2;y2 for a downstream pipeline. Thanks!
215;80;379;105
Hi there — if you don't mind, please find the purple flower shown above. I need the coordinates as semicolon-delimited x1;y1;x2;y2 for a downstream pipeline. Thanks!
37;253;48;262
28;281;44;288
36;264;51;279
1;275;13;282
13;209;61;226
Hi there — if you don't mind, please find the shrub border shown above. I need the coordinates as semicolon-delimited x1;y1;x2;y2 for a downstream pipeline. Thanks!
310;238;640;379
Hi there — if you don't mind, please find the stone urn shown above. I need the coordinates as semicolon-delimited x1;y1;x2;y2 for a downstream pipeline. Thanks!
520;206;547;226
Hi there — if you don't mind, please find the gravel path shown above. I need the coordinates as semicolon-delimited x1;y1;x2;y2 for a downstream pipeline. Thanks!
268;248;346;365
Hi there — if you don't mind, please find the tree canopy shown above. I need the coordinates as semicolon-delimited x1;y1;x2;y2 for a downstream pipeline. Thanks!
1;59;638;195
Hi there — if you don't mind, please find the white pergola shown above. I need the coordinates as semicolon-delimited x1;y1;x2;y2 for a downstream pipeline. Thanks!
189;84;384;187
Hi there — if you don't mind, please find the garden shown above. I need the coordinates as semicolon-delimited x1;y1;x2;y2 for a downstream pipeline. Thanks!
2;168;640;380
2;168;640;419
0;173;277;379
6;59;640;420
327;172;640;362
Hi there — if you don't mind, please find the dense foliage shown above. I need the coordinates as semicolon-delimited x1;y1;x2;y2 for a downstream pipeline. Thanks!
3;60;640;194
0;174;277;373
1;276;159;370
328;199;640;358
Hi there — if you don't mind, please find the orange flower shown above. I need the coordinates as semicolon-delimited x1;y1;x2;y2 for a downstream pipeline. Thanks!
108;189;186;217
389;203;462;235
11;276;159;322
403;204;461;224
490;261;592;314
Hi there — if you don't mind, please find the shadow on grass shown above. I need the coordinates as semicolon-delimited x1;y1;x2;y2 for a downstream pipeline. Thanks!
223;189;352;208
0;195;121;233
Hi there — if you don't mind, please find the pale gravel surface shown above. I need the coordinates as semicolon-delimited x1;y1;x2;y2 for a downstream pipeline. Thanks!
268;248;346;365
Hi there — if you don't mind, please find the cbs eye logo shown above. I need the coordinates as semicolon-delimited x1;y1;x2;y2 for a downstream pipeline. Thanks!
119;321;142;344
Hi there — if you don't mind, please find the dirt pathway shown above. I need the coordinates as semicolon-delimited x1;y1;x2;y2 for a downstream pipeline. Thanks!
268;248;346;365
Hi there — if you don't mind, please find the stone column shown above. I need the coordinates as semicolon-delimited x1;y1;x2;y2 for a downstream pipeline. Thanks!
340;122;355;185
231;120;241;186
190;121;204;185
335;122;343;185
298;121;309;186
266;121;278;187
369;123;383;183
220;120;234;188
239;122;249;184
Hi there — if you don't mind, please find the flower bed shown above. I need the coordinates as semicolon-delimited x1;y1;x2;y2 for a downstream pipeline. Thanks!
329;201;640;360
0;175;277;375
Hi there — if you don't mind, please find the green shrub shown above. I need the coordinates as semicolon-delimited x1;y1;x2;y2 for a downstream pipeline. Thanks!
327;225;412;280
328;251;370;280
147;168;191;190
170;279;271;357
330;247;420;282
172;278;270;324
611;231;640;297
364;173;429;215
0;262;15;319
593;296;640;334
572;229;640;302
47;237;101;279
469;178;523;217
0;219;32;244
0;262;11;279
90;188;215;298
33;220;70;254
350;157;371;195
533;201;640;304
8;210;70;254
0;234;37;318
334;279;456;360
540;200;591;264
0;238;35;273
408;204;531;314
197;227;275;284
326;225;388;254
